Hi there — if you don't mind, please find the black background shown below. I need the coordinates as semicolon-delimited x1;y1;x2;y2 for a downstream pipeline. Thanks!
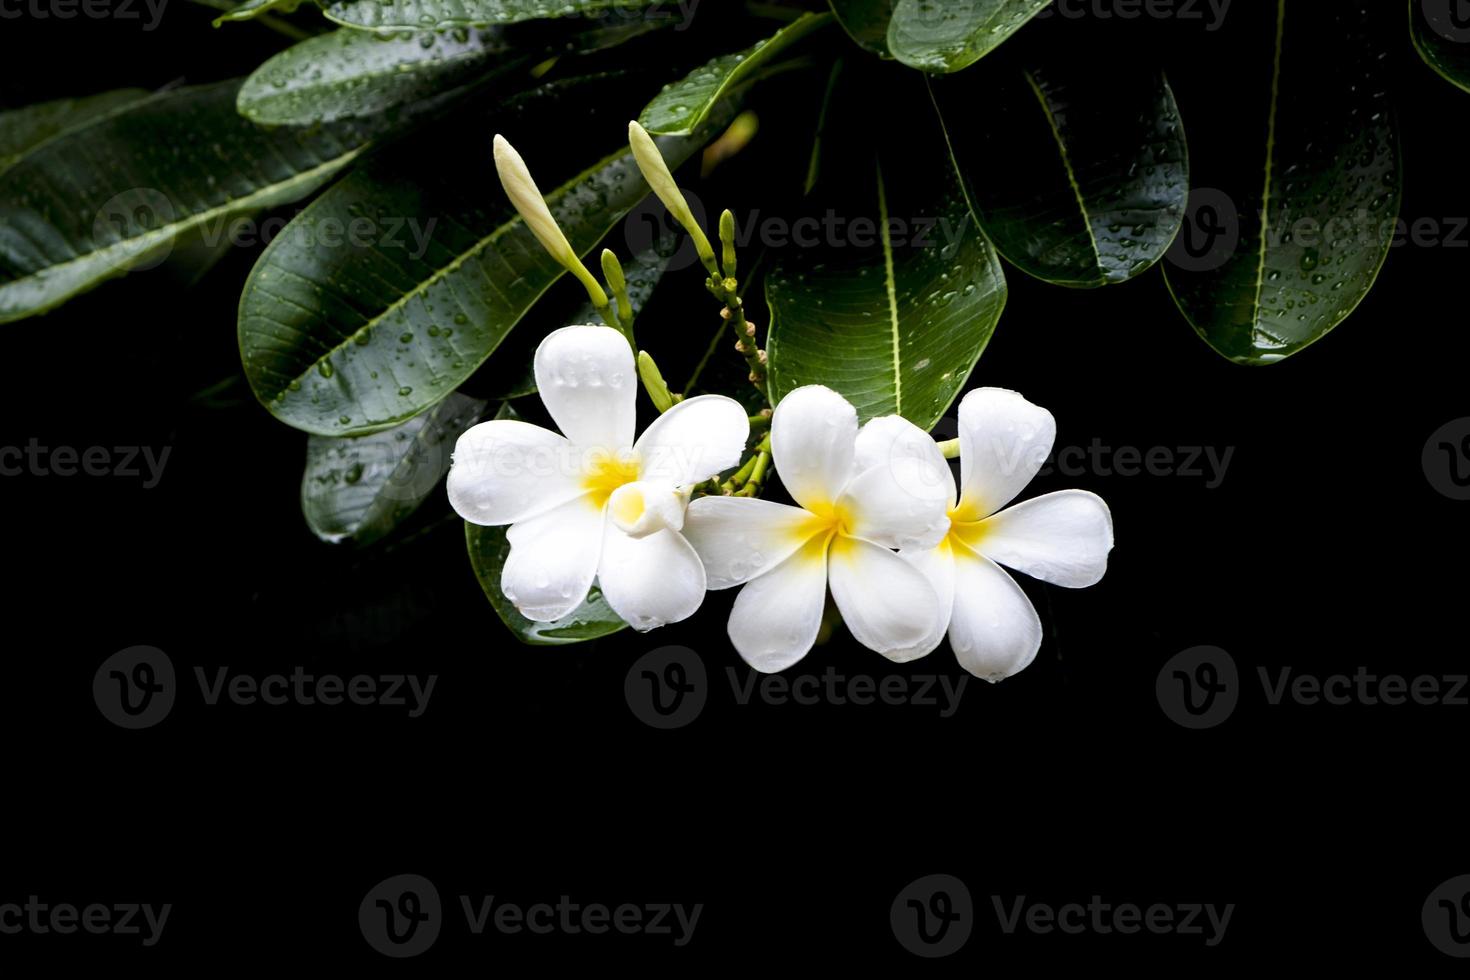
2;0;1466;969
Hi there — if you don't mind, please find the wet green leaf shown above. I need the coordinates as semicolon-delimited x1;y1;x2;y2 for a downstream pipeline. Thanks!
323;0;656;32
303;391;487;545
931;65;1188;287
238;29;530;126
766;122;1007;428
1410;0;1470;94
238;75;734;435
1163;0;1400;364
0;81;377;324
638;11;833;135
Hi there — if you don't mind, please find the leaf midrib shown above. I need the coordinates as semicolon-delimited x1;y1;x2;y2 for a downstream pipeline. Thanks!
875;160;902;418
0;147;366;322
1022;69;1106;283
1251;0;1287;332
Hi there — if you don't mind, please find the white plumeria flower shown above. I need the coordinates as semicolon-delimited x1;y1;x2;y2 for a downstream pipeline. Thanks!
683;385;952;673
447;325;749;631
891;387;1114;682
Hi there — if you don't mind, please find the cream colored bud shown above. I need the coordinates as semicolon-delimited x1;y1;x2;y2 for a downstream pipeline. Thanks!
494;134;608;309
627;121;716;267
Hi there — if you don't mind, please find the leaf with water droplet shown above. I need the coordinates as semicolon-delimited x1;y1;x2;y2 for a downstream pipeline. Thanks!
931;62;1188;287
302;391;486;546
1162;0;1401;364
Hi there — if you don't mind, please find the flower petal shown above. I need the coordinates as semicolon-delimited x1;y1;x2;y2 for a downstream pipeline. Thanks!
971;489;1114;587
839;454;952;551
727;537;829;673
634;394;749;487
947;549;1042;682
827;536;941;657
854;414;956;505
597;525;706;631
607;480;686;537
683;496;825;589
534;325;637;452
770;385;857;511
886;542;957;663
955;387;1056;520
448;419;583;525
501;495;605;621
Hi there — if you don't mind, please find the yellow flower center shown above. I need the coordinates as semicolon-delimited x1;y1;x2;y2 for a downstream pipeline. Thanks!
945;505;988;554
583;450;640;509
788;499;855;564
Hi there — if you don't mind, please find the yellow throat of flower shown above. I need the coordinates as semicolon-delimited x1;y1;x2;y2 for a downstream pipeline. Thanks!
583;451;640;509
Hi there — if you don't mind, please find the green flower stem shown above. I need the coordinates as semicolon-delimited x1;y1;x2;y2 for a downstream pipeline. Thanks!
736;442;772;497
706;275;767;400
937;437;960;459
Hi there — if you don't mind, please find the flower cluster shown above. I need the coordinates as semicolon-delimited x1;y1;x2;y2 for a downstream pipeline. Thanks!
455;126;1113;680
448;325;1113;680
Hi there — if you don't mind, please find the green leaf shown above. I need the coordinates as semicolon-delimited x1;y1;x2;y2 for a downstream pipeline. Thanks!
766;153;1007;429
323;0;655;32
238;75;732;436
833;0;1050;72
239;29;529;126
1410;0;1470;94
1163;1;1400;364
466;523;628;644
0;81;377;324
214;0;310;24
303;391;486;545
827;0;896;58
931;65;1188;287
638;11;833;135
0;90;151;175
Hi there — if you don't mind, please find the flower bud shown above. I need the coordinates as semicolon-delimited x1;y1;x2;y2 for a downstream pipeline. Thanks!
627;121;717;272
493;134;609;308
